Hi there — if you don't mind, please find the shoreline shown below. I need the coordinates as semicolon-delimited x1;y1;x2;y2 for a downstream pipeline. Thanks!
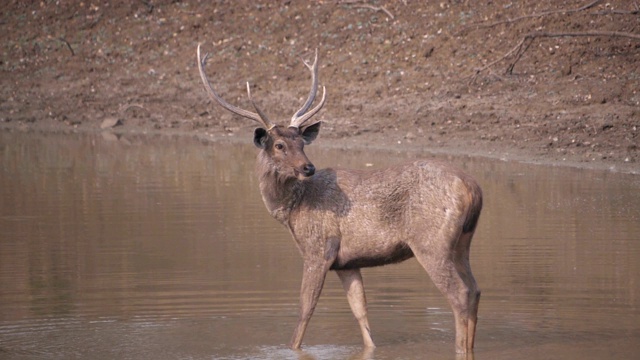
3;124;637;175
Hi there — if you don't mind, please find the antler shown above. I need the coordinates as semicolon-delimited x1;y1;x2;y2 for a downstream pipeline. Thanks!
197;44;275;130
289;49;326;129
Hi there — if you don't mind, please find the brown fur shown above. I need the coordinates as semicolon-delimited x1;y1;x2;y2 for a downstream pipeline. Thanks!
255;127;483;354
197;47;482;353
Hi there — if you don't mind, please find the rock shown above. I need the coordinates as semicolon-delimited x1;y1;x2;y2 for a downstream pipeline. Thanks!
100;117;122;129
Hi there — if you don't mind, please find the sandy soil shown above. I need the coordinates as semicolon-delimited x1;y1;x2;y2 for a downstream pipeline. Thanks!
1;1;638;172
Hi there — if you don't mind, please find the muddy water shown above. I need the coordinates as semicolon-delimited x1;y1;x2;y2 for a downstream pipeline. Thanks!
0;130;639;360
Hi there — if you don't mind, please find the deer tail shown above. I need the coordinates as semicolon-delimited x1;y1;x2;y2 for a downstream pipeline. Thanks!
462;180;483;234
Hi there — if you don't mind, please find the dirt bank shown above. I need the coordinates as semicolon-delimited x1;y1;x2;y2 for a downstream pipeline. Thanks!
1;1;638;172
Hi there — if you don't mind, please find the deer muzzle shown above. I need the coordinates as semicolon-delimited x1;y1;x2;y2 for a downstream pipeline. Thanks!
303;163;316;177
296;163;316;179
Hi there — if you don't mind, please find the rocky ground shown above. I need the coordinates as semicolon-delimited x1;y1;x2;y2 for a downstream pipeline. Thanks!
1;0;638;172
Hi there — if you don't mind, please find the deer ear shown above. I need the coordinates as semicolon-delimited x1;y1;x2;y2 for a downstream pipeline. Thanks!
300;122;321;144
253;128;269;149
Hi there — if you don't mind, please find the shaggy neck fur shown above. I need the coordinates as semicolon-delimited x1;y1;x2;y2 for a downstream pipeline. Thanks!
256;150;306;224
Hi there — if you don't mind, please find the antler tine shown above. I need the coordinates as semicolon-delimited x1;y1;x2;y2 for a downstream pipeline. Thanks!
290;49;321;128
246;82;274;128
290;85;326;129
197;44;275;130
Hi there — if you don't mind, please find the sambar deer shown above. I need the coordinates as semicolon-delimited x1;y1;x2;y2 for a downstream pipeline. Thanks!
197;45;482;354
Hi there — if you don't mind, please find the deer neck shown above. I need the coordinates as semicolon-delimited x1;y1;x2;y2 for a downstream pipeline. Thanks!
256;153;306;224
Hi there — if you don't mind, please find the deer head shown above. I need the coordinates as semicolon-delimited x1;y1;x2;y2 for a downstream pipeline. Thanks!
197;45;325;180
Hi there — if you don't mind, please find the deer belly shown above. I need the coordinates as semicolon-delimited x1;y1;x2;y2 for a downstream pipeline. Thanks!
331;239;414;270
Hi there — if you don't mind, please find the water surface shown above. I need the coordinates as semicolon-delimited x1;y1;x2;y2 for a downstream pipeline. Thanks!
1;130;639;359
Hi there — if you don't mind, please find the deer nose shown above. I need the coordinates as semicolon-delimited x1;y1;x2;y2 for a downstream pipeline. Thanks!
302;163;316;177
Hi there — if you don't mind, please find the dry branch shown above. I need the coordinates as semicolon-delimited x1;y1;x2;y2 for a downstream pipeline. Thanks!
470;30;640;80
593;1;639;15
458;0;602;35
592;8;640;15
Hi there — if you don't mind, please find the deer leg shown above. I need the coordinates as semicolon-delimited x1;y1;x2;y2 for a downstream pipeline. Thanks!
289;237;340;349
411;236;480;354
456;232;481;352
336;269;375;348
289;263;327;349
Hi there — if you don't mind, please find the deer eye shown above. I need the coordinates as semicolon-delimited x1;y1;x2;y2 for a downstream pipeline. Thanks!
274;143;284;151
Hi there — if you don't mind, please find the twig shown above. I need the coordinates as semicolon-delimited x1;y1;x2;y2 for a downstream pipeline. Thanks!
57;37;75;56
119;104;147;114
457;0;602;35
522;30;640;41
470;30;640;80
341;1;394;20
473;37;526;79
592;9;639;15
506;36;535;75
354;4;394;20
592;2;639;15
141;0;154;14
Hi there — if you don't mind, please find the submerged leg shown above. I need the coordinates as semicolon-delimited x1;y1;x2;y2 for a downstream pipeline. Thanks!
289;237;340;349
336;268;375;348
455;232;481;352
411;232;480;354
289;261;330;349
